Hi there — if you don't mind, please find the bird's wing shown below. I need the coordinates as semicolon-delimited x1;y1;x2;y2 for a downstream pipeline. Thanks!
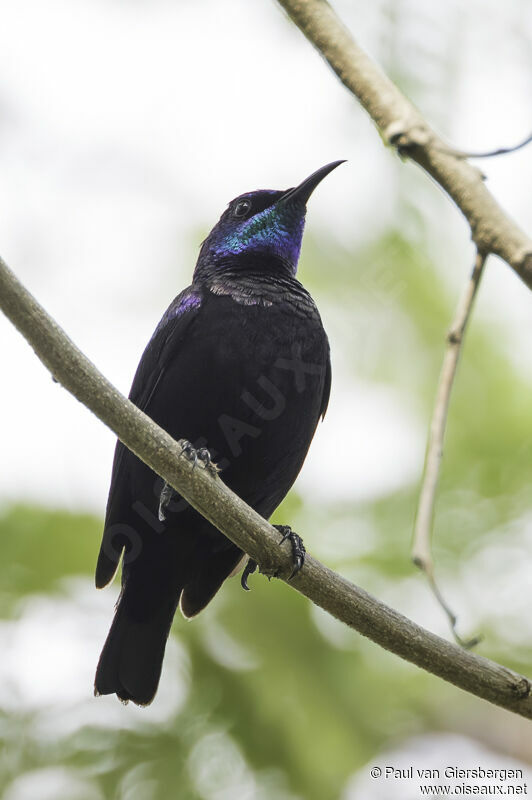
96;285;203;588
320;346;332;420
129;287;203;411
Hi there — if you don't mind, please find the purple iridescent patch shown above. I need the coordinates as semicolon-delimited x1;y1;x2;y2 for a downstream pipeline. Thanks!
172;291;202;318
155;289;202;334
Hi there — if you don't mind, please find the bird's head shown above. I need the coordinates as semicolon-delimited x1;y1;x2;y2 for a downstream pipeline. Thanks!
195;160;345;279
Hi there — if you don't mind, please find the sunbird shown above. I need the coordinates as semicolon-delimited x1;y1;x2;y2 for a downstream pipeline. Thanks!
95;161;344;704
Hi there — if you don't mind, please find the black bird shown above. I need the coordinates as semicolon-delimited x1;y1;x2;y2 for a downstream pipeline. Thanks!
94;161;344;705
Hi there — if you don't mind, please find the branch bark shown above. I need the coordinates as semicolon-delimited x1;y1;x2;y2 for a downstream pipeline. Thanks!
2;255;532;718
275;0;532;289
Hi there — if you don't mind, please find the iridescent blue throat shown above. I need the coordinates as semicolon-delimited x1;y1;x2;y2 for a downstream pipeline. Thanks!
208;202;306;275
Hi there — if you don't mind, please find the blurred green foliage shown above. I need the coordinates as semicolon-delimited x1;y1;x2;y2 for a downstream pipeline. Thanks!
2;232;532;799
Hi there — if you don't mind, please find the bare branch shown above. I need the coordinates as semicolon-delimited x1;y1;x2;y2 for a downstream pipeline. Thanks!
275;0;532;289
440;132;532;161
1;255;532;718
412;251;487;646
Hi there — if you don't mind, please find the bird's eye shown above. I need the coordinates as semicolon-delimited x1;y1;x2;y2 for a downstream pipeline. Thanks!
233;199;252;218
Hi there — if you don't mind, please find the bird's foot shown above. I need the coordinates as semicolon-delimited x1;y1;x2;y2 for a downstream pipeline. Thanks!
241;526;305;588
274;525;306;579
179;439;201;467
178;439;219;475
241;558;258;591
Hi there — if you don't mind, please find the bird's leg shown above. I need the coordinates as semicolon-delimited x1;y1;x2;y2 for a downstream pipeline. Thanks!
274;524;306;579
241;558;258;591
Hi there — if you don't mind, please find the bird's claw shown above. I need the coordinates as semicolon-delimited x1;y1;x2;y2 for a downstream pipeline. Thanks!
179;439;200;467
159;444;208;518
197;447;212;469
240;526;305;589
274;524;306;579
179;440;219;474
241;558;258;591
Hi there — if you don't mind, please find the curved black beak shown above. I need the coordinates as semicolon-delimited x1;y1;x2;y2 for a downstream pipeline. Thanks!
280;160;346;206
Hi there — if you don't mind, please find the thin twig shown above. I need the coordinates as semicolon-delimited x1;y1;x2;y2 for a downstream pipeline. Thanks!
412;251;487;646
439;132;532;161
1;254;532;718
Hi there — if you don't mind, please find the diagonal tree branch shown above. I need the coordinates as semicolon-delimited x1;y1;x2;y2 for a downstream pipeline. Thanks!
2;254;532;718
275;0;532;289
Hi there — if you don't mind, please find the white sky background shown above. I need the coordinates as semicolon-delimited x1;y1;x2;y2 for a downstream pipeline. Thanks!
0;0;531;512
